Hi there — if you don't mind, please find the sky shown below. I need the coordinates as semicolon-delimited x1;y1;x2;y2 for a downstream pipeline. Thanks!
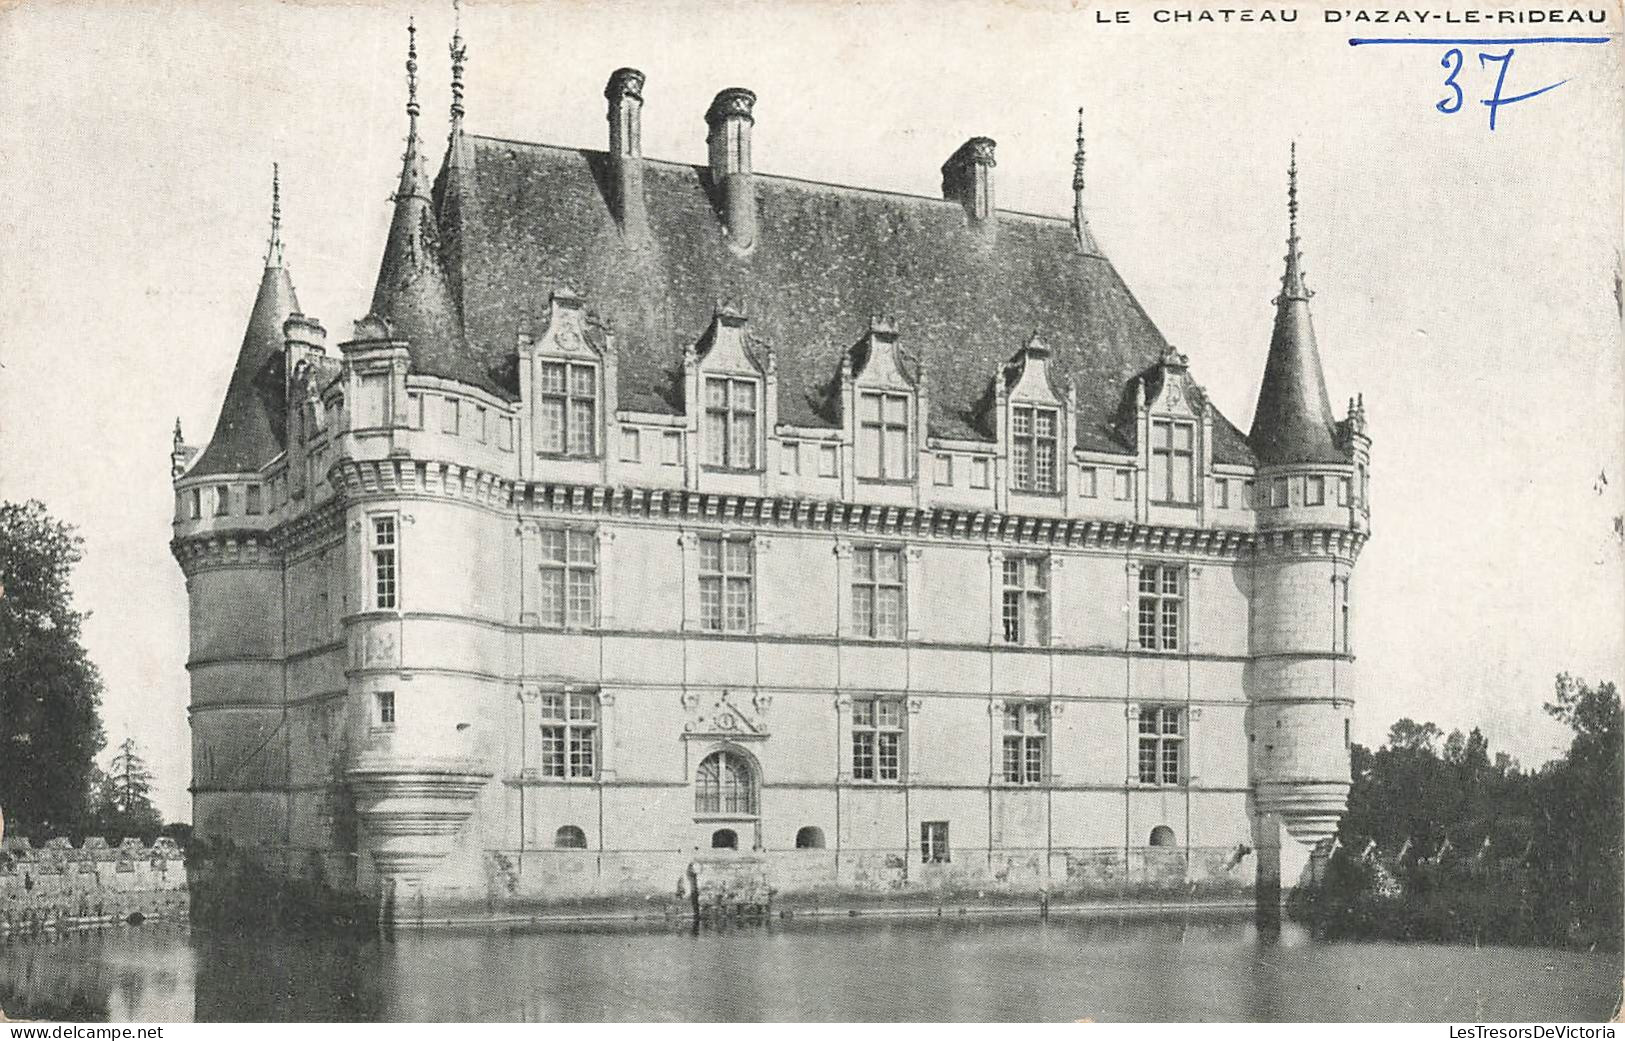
0;1;1620;821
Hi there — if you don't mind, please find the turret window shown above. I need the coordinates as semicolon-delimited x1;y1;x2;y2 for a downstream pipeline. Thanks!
1150;419;1195;504
189;489;202;520
371;515;398;610
245;485;263;515
704;377;758;470
1137;564;1184;651
1338;476;1351;506
857;391;911;480
441;397;461;436
540;362;598;457
214;486;231;516
1306;475;1326;506
1011;406;1059;493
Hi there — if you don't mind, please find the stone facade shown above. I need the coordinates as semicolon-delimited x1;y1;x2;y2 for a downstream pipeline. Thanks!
170;34;1370;923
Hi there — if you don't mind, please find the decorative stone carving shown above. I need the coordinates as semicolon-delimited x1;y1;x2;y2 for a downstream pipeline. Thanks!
682;688;769;739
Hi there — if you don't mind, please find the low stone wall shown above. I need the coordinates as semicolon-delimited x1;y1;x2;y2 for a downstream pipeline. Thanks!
372;843;1257;924
0;837;189;935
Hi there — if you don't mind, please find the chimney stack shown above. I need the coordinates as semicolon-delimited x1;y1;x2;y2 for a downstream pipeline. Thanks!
705;87;758;250
605;68;647;231
941;137;997;222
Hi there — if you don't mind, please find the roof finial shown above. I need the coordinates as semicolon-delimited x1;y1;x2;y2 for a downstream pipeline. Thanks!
1071;107;1099;254
173;417;184;446
1287;140;1299;246
266;162;284;267
449;0;467;128
406;18;420;124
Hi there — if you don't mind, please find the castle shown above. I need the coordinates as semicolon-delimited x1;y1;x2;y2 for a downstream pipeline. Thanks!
169;20;1371;922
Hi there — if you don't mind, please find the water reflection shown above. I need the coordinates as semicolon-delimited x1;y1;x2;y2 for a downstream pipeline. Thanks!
1;913;1618;1023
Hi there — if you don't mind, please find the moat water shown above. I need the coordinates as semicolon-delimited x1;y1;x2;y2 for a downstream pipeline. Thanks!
1;912;1618;1022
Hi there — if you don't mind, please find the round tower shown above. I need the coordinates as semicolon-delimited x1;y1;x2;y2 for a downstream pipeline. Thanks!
1244;146;1371;901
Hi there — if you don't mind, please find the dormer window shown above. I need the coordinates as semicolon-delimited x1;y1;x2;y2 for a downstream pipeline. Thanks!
1150;419;1195;504
1011;406;1059;493
857;391;911;480
704;376;758;470
540;362;598;457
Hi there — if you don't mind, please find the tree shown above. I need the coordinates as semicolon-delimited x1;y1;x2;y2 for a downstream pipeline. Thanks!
93;737;163;841
0;500;106;838
1387;718;1443;753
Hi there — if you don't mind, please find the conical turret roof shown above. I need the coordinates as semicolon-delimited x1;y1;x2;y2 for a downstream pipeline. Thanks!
1249;145;1345;466
190;168;300;477
368;20;480;388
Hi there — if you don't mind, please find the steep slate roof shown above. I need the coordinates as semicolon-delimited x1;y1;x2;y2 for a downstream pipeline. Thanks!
429;136;1256;465
190;259;300;477
1248;151;1347;466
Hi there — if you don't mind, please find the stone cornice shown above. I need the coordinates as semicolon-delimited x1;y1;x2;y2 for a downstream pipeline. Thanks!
170;531;280;576
317;457;1366;562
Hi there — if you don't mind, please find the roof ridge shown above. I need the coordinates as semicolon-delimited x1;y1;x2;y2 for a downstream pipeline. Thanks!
465;133;1080;227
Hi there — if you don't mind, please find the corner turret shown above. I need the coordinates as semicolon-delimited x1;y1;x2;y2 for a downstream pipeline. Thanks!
370;20;472;386
1248;144;1344;467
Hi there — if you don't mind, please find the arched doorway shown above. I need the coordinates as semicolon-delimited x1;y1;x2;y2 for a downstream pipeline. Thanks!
555;825;587;849
1149;825;1178;848
795;826;826;849
711;828;738;849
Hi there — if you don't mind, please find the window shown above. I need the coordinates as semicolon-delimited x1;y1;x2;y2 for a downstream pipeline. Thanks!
704;377;758;470
1271;477;1289;507
1242;480;1255;508
711;828;738;849
539;691;598;779
441;397;461;436
214;486;230;516
970;457;990;489
620;428;641;463
779;441;799;476
539;528;597;628
1344;718;1351;750
1149;824;1177;847
1358;463;1369;507
1080;466;1098;498
699;536;753;633
1137;564;1184;651
920;821;950;863
1011;405;1059;493
357;373;389;428
407;391;425;429
245;485;263;515
857;391;911;480
1306;475;1326;506
1137;706;1184;785
371;515;398;609
852;697;903;782
498;415;514;451
540;361;598;457
374;691;396;728
695;750;756;814
1215;478;1230;509
1114;469;1133;501
851;546;904;640
662;430;684;466
475;405;488;443
1338;475;1351;506
555;825;587;849
1001;556;1049;646
795;826;826;849
818;444;838;478
1150;419;1195;503
1340;578;1352;653
189;489;202;520
1002;702;1048;784
933;454;953;486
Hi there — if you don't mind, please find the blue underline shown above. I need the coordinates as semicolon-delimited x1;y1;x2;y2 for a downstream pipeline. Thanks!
1349;36;1612;46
